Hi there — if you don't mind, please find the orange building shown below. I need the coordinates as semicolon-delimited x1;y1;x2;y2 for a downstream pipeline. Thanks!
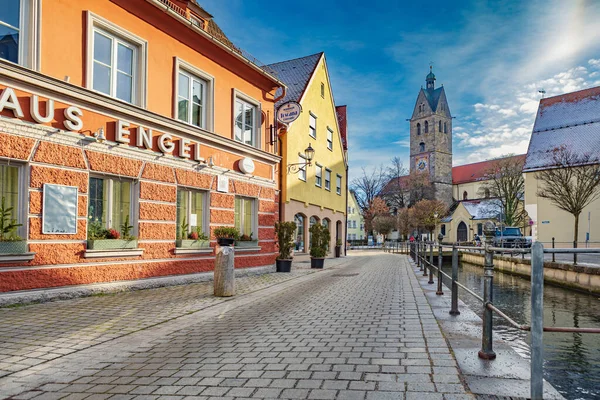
0;0;285;291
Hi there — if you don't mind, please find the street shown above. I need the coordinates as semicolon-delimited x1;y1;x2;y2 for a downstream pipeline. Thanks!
0;254;471;400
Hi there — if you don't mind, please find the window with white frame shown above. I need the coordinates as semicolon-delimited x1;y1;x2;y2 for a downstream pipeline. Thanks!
88;177;133;231
0;0;38;68
325;169;331;191
87;12;147;106
234;97;258;147
176;189;206;239
235;196;256;237
315;164;322;187
0;164;22;237
327;128;333;150
178;70;207;128
309;113;317;138
336;174;342;195
298;155;306;181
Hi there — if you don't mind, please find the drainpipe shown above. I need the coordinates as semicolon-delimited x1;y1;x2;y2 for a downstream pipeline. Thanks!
344;158;349;255
274;85;286;222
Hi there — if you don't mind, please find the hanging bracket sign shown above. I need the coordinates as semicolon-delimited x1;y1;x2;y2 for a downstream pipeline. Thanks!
276;101;302;125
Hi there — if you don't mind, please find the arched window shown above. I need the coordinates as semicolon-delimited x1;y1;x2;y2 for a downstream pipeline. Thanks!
439;121;442;132
418;105;421;113
294;214;305;252
417;123;421;135
484;188;490;198
424;121;429;133
309;216;319;250
463;191;468;200
419;142;425;152
444;122;447;133
441;224;446;236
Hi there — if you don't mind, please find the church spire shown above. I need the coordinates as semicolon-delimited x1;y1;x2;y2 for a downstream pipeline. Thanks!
426;65;436;90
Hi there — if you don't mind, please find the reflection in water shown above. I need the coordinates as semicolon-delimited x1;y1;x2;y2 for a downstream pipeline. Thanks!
442;262;600;400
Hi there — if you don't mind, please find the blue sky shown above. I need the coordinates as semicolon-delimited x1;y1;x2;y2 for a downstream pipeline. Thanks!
200;0;600;180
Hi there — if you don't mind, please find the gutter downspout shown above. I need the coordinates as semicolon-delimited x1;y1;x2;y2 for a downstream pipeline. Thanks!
274;86;287;222
344;151;349;255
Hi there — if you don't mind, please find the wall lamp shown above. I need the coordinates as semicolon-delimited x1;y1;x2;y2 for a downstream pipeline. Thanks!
287;144;315;174
80;127;106;143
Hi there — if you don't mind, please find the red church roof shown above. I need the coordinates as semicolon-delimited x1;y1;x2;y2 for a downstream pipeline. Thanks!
452;154;526;184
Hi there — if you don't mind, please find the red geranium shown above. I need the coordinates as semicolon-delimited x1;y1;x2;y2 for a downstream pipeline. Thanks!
107;229;120;239
188;231;199;240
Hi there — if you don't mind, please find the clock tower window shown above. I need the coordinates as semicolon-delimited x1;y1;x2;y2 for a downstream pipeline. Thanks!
424;121;429;133
419;142;425;152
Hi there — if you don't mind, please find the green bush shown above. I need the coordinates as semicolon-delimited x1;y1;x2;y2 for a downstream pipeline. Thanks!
275;221;297;260
309;223;330;258
213;226;240;240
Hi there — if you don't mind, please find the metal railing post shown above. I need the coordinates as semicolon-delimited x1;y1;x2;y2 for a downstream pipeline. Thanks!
552;237;555;262
437;234;444;295
449;245;460;315
573;240;578;265
479;222;497;360
417;242;422;270
422;242;428;276
428;243;435;284
530;242;544;400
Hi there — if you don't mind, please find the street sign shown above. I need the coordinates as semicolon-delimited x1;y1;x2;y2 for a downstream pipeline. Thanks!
276;101;302;125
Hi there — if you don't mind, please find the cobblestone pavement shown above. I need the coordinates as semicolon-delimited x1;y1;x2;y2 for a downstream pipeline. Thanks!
0;254;474;399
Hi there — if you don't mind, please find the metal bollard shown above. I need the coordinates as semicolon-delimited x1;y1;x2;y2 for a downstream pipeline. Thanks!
428;243;434;284
437;235;444;295
552;237;555;262
449;245;460;315
530;242;544;400
417;242;422;270
423;242;428;276
479;221;496;360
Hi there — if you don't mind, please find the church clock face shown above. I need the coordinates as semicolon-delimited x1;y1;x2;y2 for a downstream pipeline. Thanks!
416;156;428;172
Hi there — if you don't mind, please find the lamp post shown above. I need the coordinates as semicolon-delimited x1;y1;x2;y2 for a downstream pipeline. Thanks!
287;144;315;174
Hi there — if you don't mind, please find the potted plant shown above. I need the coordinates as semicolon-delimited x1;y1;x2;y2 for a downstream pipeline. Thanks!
87;215;137;250
0;197;26;254
176;218;209;249
335;238;342;258
236;232;259;248
214;226;239;246
309;222;330;269
275;221;296;272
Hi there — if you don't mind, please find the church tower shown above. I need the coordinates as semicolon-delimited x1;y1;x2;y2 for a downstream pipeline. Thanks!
409;67;453;205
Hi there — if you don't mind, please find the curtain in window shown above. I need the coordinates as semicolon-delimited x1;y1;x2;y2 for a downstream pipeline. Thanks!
112;180;131;230
0;165;19;221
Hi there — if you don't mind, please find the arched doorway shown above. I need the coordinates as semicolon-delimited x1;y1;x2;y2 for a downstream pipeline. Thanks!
309;216;319;250
457;221;468;243
323;218;331;252
336;220;342;243
294;214;305;252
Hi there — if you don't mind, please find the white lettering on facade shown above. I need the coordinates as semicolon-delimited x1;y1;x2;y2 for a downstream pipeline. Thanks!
193;143;202;161
30;95;55;123
158;133;175;153
136;126;153;149
116;120;130;144
0;87;24;118
179;137;191;158
63;106;83;131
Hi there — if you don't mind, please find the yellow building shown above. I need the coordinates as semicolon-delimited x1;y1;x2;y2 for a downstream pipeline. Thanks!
268;53;348;253
347;190;364;241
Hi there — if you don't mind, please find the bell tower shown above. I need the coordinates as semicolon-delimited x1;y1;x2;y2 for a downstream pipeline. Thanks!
409;67;453;205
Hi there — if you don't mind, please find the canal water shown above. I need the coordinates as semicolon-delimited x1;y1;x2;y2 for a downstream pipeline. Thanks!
440;262;600;400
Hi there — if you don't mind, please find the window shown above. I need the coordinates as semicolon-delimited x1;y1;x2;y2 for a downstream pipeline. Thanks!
315;164;322;187
0;164;21;234
336;174;342;195
190;15;204;29
444;122;448;133
309;216;319;250
177;70;207;128
484;188;490;198
294;214;305;252
325;169;331;191
439;120;442;132
298;155;306;181
463;191;468;200
477;223;483;236
441;224;446;236
234;97;257;147
309;113;317;138
235;197;256;237
417;123;421;136
327;128;333;150
424;121;429;133
0;0;38;68
321;82;325;98
88;177;133;231
176;189;206;238
87;13;147;106
420;142;425;152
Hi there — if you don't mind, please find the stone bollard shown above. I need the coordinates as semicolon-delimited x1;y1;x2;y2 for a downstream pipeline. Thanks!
214;245;235;297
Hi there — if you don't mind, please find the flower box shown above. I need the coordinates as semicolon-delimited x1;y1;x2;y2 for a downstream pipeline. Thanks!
86;239;137;250
176;239;210;249
0;241;28;254
235;240;259;248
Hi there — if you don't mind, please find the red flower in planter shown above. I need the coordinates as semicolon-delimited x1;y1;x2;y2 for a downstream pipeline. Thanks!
188;231;199;240
107;229;120;239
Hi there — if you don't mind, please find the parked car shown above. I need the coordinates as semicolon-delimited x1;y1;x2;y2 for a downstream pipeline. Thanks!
493;227;526;248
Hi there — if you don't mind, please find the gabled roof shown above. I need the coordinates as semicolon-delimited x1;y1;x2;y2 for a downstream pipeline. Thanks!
267;53;323;108
452;154;526;184
336;105;348;150
524;86;600;171
461;199;502;220
380;175;411;196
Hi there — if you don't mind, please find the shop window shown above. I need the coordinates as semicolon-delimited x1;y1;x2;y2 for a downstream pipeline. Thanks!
336;174;342;195
309;216;319;250
309;113;317;138
88;177;133;231
87;12;147;106
0;164;22;235
417;123;421;136
325;169;331;191
315;164;322;187
176;189;206;238
298;155;306;181
294;213;305;252
176;61;214;130
424;121;429;133
234;96;258;147
234;196;256;237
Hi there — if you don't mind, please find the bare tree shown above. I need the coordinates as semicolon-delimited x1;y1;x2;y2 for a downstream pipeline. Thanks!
406;172;435;206
381;157;409;211
536;147;600;263
478;155;525;226
351;165;386;213
372;215;396;241
412;199;448;240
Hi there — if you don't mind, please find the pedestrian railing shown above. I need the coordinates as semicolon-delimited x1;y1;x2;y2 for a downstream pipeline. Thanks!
406;231;600;400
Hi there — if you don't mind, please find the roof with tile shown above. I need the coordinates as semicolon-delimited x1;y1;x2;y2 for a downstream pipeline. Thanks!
267;53;323;109
452;154;526;184
336;105;348;150
524;86;600;171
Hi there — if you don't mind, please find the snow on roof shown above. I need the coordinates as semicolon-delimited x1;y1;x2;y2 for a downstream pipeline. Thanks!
461;199;501;220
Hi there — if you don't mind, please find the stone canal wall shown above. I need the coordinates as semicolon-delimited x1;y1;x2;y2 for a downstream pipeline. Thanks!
461;252;600;295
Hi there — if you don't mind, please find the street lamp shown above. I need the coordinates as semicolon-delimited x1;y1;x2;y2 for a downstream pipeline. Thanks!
287;143;315;174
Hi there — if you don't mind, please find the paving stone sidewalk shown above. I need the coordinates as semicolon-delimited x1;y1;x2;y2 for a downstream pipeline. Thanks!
1;254;474;399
